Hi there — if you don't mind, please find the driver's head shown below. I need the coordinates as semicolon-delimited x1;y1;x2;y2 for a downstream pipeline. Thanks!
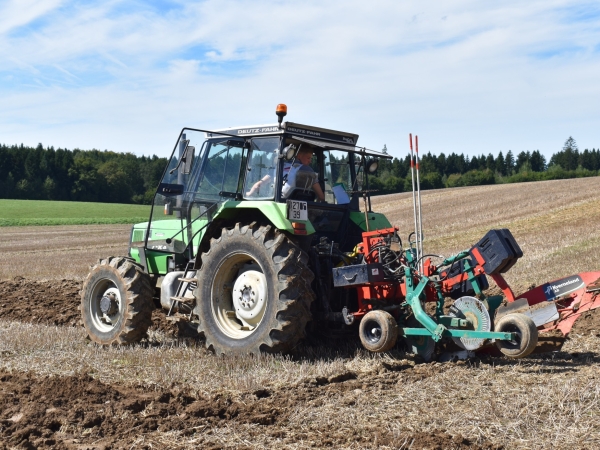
297;146;314;165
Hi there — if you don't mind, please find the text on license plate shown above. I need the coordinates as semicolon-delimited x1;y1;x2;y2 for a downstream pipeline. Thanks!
287;200;308;221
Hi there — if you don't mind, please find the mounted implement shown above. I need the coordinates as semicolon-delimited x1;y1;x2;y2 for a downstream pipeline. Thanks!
80;105;599;358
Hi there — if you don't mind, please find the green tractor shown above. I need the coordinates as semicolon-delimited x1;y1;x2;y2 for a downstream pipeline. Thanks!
80;104;393;354
81;105;540;359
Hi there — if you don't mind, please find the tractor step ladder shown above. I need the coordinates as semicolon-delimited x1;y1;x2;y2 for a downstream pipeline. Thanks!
167;262;197;320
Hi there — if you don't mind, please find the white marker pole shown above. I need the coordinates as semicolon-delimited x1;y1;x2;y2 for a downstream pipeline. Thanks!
409;134;419;270
415;135;424;274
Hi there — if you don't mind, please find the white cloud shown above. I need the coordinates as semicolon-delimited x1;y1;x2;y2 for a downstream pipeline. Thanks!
1;0;599;159
0;0;63;34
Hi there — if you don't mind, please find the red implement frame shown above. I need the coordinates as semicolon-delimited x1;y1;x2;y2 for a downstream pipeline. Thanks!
353;228;495;316
351;228;600;336
514;271;600;335
354;227;402;317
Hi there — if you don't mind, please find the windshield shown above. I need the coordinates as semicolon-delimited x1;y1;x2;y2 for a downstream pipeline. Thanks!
145;129;245;257
200;139;245;200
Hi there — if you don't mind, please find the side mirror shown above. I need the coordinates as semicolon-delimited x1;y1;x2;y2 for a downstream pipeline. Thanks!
182;146;194;174
283;144;297;161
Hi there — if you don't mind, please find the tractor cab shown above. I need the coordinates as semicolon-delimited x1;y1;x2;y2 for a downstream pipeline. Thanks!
129;106;391;277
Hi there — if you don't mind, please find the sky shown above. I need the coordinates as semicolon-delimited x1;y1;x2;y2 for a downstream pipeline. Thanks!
1;0;599;161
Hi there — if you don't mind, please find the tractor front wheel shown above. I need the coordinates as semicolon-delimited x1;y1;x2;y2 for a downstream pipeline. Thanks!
195;223;314;355
359;310;398;352
80;256;154;345
494;313;538;358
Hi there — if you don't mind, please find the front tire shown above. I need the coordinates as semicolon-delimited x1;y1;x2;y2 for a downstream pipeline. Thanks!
195;223;314;355
80;256;154;345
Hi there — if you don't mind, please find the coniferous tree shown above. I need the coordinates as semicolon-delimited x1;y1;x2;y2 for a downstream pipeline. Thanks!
486;153;495;171
530;150;546;172
550;136;580;170
496;151;505;175
505;150;515;175
515;151;530;172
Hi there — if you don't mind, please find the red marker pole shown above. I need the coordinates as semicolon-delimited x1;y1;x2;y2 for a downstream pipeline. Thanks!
415;136;424;274
409;134;419;268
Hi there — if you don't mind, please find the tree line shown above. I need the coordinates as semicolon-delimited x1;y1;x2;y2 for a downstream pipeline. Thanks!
370;137;600;194
0;143;166;204
0;137;598;204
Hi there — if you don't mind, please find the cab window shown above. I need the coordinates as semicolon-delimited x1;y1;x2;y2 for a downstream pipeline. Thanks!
243;137;280;200
323;150;352;204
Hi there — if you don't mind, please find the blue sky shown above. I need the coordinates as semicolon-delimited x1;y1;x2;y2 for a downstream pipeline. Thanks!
1;0;599;160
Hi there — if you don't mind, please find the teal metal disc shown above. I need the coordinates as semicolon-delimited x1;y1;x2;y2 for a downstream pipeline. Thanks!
407;334;435;361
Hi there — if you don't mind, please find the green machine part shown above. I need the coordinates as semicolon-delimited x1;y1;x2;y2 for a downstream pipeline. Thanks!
129;200;318;276
349;211;392;231
399;251;515;343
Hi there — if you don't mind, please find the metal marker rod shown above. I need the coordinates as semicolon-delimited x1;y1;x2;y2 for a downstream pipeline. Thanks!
415;135;424;274
409;133;419;269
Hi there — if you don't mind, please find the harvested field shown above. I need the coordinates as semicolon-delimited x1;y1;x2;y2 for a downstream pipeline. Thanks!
1;177;600;449
0;224;131;280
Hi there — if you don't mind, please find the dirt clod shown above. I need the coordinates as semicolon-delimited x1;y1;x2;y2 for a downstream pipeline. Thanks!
570;307;600;336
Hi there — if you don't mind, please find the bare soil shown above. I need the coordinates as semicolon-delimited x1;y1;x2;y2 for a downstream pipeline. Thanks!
0;278;81;327
0;368;501;450
2;178;600;448
570;307;600;336
1;275;600;448
0;277;176;335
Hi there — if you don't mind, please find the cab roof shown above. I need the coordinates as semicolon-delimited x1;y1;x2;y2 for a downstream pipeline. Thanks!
205;121;390;159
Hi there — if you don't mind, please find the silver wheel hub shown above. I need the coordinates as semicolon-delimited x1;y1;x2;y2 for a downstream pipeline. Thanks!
232;270;267;329
90;285;121;331
100;292;118;315
91;283;121;332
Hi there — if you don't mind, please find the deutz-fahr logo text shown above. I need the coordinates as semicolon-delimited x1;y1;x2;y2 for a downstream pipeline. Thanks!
237;127;279;135
287;126;322;137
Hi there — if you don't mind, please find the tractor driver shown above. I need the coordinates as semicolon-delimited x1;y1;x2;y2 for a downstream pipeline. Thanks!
246;145;326;201
281;145;325;202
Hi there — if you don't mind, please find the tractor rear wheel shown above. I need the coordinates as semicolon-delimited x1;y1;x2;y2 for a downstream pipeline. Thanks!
494;313;538;358
195;223;314;355
359;310;398;352
80;256;154;345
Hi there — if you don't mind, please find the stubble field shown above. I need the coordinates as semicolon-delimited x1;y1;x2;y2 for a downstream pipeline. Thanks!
1;177;600;449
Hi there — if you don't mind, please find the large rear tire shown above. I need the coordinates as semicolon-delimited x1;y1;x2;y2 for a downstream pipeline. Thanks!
80;256;154;345
195;223;314;355
494;313;538;358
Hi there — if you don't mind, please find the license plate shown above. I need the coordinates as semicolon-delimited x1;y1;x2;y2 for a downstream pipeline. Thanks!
287;200;308;221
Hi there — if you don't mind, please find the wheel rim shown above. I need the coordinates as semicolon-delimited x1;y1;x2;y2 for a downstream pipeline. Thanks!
89;280;122;333
362;319;383;344
211;253;268;339
502;323;523;348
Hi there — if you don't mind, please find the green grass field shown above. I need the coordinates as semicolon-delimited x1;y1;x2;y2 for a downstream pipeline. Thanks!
0;199;151;226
